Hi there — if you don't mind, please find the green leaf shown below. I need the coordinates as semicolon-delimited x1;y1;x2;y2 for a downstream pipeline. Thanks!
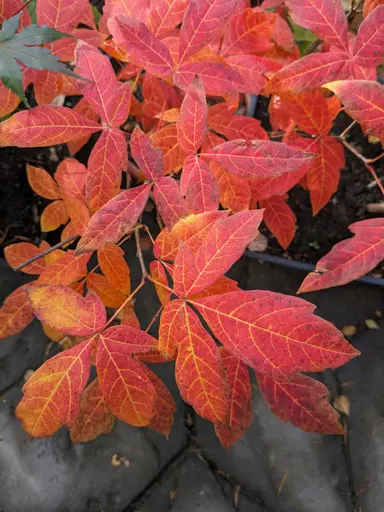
91;5;102;27
24;0;37;24
0;13;80;101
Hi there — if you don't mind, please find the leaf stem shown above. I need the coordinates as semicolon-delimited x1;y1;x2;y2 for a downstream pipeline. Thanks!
145;306;163;333
14;0;33;16
135;227;147;277
12;235;79;271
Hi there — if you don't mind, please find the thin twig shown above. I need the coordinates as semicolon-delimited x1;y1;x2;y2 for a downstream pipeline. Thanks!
366;153;384;164
14;0;33;16
339;121;356;139
13;235;79;271
104;280;146;329
145;306;163;333
147;275;175;295
135;228;147;277
143;225;155;245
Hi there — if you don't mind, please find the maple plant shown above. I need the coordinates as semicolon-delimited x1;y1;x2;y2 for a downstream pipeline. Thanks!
0;0;383;445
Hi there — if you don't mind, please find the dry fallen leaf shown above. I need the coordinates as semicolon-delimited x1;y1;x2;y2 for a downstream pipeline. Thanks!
342;325;357;337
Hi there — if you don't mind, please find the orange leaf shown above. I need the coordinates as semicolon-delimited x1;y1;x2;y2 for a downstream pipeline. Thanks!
76;184;151;253
38;252;90;286
324;80;384;143
177;210;264;296
214;348;252;448
26;164;61;200
4;242;47;275
70;378;115;443
172;301;229;423
61;193;91;235
202;139;315;178
158;300;185;359
33;71;62;106
263;53;352;94
87;273;127;308
225;54;281;94
180;155;220;214
0;80;20;118
299;218;384;293
150;124;187;174
16;338;94;437
98;244;131;294
285;0;348;52
178;0;239;64
260;196;296;249
363;0;384;17
26;284;106;336
120;303;141;330
108;16;174;77
41;200;69;232
257;372;343;434
0;285;35;340
87;129;127;212
154;177;188;229
140;363;176;436
209;161;250;212
192;290;359;378
75;41;131;127
0;106;101;148
189;275;239;299
177;76;207;155
96;333;157;426
150;260;171;306
42;323;64;342
130;125;164;182
55;158;87;202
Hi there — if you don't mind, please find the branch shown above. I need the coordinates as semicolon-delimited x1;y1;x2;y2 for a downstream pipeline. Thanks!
12;235;79;271
135;228;147;277
145;306;163;333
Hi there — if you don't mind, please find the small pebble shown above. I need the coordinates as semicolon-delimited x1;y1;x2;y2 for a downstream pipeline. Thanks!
342;325;357;337
365;319;380;330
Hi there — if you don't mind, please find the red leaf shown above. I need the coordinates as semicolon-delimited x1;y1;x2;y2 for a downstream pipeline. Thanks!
108;16;174;77
87;129;127;212
172;301;229;423
16;338;94;437
177;77;207;155
158;300;184;360
37;0;88;31
140;364;176;436
214;348;252;448
299;218;384;292
26;164;60;200
100;325;159;354
0;286;35;340
174;61;245;96
33;71;62;106
151;124;187;174
104;0;150;24
189;275;239;299
324;80;384;143
260;196;296;249
150;0;189;37
249;162;309;202
180;155;220;214
178;0;238;64
263;53;352;94
67;99;100;155
70;378;115;443
26;284;106;336
75;41;131;127
98;244;131;294
225;55;281;94
191;290;359;378
176;210;264;296
306;136;344;215
220;8;275;57
5;242;46;275
38;252;90;286
208;111;268;140
0;106;101;148
130;126;164;182
353;6;384;68
51;28;103;62
202;139;314;178
154;177;188;230
76;184;151;253
285;0;348;52
257;373;343;434
209;161;251;212
96;335;157;426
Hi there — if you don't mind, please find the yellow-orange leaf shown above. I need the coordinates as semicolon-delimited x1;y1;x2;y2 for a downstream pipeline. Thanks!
38;252;90;286
87;273;127;308
0;285;35;340
4;242;47;275
98;244;131;294
26;164;61;200
16;338;94;437
40;200;69;232
26;284;106;336
150;260;171;306
70;378;115;443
